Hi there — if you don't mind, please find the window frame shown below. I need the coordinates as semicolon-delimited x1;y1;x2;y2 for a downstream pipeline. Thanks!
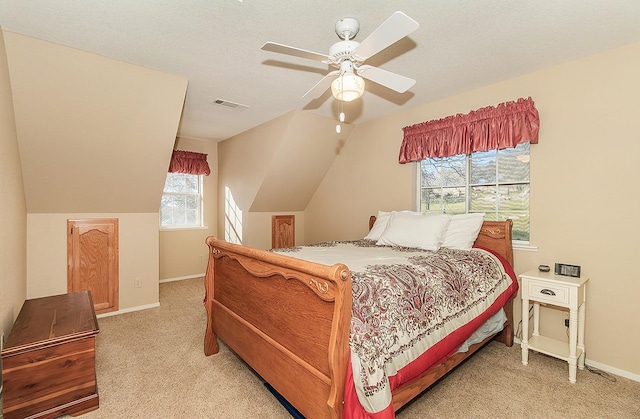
416;145;531;245
159;172;205;230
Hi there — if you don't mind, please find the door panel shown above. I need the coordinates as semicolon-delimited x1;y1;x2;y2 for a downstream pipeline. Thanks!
271;215;295;249
68;219;119;314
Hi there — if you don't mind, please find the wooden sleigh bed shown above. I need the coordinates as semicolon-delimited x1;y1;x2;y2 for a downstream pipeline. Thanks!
203;217;516;418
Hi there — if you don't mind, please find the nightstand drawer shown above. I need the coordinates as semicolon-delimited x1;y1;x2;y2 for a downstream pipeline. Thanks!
528;282;569;306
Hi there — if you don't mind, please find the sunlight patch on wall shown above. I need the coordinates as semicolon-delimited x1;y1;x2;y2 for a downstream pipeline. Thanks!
224;186;242;244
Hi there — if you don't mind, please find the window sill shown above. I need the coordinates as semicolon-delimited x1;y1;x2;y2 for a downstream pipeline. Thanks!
513;243;538;252
159;226;209;232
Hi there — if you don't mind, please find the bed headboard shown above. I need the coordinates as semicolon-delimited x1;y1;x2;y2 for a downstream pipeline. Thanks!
368;215;513;266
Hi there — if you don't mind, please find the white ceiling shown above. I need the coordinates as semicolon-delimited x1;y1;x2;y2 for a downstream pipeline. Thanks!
2;1;640;142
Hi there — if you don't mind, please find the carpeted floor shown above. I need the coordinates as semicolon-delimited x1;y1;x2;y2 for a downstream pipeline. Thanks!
14;277;638;418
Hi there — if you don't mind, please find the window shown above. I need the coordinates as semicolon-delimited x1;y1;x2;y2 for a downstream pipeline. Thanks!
419;143;530;241
160;173;204;228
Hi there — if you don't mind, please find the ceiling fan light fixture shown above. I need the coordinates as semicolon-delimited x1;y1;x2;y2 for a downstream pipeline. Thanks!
331;73;365;102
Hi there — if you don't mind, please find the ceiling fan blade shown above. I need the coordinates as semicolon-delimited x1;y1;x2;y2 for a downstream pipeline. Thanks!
357;65;415;93
302;70;339;99
352;11;419;62
261;42;329;63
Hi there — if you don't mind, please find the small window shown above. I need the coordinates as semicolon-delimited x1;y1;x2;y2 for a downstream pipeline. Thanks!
160;173;204;228
419;143;530;242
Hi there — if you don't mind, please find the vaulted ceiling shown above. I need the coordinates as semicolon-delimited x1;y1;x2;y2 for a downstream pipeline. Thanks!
2;1;640;142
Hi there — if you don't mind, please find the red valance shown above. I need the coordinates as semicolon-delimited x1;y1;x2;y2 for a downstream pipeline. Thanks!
399;97;539;163
168;150;211;175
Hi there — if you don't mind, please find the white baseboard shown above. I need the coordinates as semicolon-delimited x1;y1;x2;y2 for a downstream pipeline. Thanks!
514;337;640;382
584;358;640;382
159;274;205;283
97;302;160;318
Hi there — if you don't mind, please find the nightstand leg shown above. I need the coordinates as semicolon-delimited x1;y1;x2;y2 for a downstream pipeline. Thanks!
521;298;529;365
532;302;540;337
577;301;586;369
568;308;578;383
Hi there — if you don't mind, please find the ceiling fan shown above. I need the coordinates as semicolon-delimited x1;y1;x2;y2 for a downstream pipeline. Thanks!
261;11;419;102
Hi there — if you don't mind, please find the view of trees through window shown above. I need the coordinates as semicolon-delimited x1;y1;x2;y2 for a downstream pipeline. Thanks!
419;143;530;241
160;173;203;227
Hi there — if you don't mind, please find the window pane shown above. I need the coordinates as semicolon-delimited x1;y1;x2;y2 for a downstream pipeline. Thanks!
422;188;443;212
483;212;498;222
442;187;466;214
500;211;530;241
498;184;529;211
441;155;466;186
185;195;197;210
164;174;176;193
160;200;172;226
186;209;197;225
498;143;530;183
169;174;185;193
185;175;199;193
470;185;497;212
421;160;442;187
470;151;496;184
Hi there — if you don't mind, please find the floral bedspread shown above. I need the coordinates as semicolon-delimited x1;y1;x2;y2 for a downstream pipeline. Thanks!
274;240;518;418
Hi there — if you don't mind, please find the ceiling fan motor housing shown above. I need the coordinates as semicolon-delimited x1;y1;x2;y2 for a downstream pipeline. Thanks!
329;40;360;65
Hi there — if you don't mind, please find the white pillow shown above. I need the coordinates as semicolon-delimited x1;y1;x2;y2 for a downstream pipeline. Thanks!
376;212;451;250
364;211;391;241
364;210;421;241
441;213;486;250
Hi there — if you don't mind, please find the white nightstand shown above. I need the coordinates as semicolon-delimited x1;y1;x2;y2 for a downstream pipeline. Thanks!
519;269;589;383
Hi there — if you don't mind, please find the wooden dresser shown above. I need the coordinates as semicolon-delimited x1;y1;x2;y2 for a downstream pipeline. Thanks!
1;291;100;418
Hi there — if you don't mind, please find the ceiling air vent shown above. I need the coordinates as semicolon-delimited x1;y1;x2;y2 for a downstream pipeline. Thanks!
211;98;249;111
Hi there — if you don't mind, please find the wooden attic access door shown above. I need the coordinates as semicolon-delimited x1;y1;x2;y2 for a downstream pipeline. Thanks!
271;215;295;249
67;218;119;315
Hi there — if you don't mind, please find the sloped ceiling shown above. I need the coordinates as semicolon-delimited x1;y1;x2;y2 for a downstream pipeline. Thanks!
250;110;355;212
1;2;640;142
4;32;188;213
218;110;354;214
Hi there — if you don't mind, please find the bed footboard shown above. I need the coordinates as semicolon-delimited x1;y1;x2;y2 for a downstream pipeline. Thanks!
204;237;351;419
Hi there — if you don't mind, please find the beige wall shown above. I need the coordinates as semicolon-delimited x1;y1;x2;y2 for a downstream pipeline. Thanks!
305;42;640;377
0;28;27;341
159;137;218;280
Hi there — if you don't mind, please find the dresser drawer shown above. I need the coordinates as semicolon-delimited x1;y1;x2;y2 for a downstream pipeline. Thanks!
528;281;570;306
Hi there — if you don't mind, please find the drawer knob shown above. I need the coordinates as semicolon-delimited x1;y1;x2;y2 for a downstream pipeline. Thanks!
540;288;556;296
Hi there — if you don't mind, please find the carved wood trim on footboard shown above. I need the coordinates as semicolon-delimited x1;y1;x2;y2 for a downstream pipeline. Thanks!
204;237;351;419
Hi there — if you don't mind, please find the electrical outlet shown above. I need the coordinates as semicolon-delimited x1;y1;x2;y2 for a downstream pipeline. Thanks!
199;254;204;261
134;277;141;288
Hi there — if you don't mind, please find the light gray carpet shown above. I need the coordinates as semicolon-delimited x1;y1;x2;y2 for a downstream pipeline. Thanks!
30;278;640;418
